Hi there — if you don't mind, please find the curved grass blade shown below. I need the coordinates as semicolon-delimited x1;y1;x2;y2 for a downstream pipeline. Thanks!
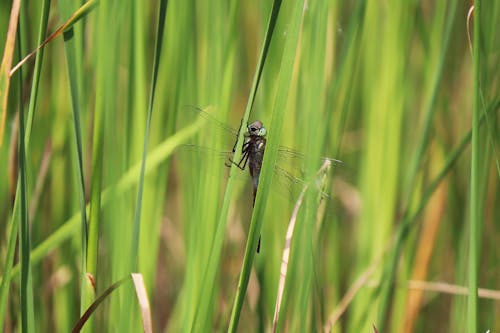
228;0;306;331
187;1;284;332
72;273;152;333
9;0;98;77
272;161;331;332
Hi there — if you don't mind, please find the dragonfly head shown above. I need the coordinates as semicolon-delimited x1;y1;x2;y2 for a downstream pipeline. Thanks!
247;120;267;137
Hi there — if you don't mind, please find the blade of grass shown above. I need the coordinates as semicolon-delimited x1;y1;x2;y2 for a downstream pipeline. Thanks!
16;21;36;333
130;0;168;272
185;2;241;329
82;1;116;328
468;2;481;332
72;273;152;333
187;1;283;331
57;0;90;318
272;161;332;332
25;0;51;150
9;0;98;77
285;1;331;330
228;0;306;330
407;280;500;300
0;0;20;146
0;0;51;328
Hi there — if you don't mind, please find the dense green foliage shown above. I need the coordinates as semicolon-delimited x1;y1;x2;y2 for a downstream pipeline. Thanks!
1;0;499;332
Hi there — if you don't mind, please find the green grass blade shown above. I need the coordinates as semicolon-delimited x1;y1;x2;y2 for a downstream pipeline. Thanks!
0;0;50;329
130;0;169;272
16;23;35;333
9;0;97;77
57;0;90;318
0;191;19;330
228;0;305;331
24;0;51;148
82;2;117;329
187;1;283;332
468;2;482;332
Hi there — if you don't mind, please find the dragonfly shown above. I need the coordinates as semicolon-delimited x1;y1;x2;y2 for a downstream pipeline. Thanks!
227;119;267;252
180;107;342;251
227;119;267;205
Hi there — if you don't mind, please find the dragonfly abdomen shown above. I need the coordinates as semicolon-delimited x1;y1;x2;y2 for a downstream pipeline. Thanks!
247;136;266;200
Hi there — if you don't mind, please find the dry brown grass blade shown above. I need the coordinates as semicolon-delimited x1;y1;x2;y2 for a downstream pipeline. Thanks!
467;5;474;55
0;0;21;147
271;177;308;333
402;171;447;333
407;280;500;300
9;0;98;77
131;273;153;333
272;160;331;332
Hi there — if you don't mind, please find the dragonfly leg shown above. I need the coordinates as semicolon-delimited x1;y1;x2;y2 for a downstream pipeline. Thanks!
231;119;244;153
226;149;249;170
226;142;250;170
238;144;250;169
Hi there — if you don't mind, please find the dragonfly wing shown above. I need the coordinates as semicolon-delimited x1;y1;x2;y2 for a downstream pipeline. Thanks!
181;105;239;137
277;146;343;166
271;163;330;203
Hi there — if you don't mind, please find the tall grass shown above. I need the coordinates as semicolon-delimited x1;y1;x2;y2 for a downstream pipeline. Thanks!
1;0;499;332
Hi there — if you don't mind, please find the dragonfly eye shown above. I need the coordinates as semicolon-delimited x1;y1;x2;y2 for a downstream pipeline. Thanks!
248;120;265;135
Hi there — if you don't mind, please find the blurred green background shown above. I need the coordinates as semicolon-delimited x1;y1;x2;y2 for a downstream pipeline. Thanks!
1;0;499;332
